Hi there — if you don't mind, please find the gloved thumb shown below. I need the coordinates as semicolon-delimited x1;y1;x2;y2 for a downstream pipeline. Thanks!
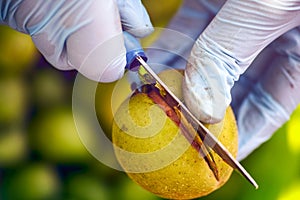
77;0;154;82
117;0;154;38
183;47;231;123
66;0;126;82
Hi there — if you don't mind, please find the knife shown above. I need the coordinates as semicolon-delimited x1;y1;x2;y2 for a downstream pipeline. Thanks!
123;32;258;189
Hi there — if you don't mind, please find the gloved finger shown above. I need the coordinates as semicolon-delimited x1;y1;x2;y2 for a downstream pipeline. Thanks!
146;0;225;72
66;0;126;82
116;0;153;38
236;27;300;160
183;0;300;123
231;42;277;111
3;0;126;82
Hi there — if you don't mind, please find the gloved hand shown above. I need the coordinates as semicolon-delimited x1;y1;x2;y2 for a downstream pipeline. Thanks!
147;0;300;160
0;0;153;82
232;27;300;160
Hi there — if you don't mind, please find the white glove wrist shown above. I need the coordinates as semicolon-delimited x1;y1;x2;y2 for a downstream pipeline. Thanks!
237;83;290;160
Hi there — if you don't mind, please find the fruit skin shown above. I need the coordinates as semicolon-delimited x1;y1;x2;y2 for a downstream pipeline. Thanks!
28;107;92;163
112;69;238;199
0;127;28;167
0;76;29;124
0;25;38;74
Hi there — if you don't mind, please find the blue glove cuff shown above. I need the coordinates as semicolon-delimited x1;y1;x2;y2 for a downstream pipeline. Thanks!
123;31;147;71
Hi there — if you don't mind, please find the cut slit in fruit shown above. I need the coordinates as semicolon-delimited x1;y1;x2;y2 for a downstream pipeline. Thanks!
133;83;220;181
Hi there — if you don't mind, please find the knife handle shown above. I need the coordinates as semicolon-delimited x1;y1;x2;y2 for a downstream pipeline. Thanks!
123;32;148;71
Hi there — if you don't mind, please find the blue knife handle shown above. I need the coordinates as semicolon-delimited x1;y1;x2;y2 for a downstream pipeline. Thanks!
123;32;148;71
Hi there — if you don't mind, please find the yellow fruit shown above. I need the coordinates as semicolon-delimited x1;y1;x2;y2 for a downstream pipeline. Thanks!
95;72;132;138
0;25;39;74
287;105;300;154
0;76;29;124
0;127;28;166
142;0;182;27
112;69;238;199
141;0;182;46
29;107;92;163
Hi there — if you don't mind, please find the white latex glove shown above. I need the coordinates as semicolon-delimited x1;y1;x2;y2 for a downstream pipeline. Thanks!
0;0;153;82
232;27;300;160
147;0;300;160
184;0;300;124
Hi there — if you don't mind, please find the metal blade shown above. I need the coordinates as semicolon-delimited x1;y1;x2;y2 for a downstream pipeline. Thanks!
136;56;258;189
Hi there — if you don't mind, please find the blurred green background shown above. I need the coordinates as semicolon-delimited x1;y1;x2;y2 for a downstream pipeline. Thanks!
1;1;300;199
